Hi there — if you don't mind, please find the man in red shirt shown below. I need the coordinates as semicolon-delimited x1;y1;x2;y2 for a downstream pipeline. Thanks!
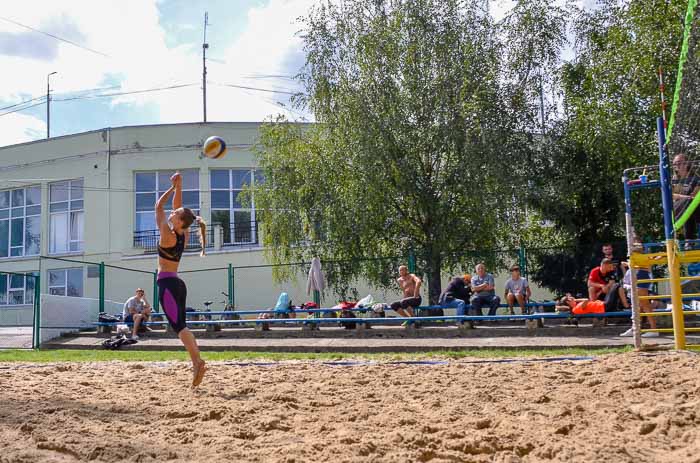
588;258;616;301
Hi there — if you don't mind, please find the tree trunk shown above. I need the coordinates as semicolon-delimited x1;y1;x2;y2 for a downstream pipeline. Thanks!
425;250;442;305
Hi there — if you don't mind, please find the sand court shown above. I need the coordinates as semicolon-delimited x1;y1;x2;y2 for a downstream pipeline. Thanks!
0;351;698;462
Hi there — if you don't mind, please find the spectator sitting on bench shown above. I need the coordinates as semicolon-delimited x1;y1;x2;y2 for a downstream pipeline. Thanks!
123;288;152;340
588;258;617;301
389;265;422;319
470;263;500;316
439;273;472;324
504;265;531;315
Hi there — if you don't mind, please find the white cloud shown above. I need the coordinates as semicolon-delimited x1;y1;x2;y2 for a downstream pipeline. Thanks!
0;112;45;146
0;0;314;147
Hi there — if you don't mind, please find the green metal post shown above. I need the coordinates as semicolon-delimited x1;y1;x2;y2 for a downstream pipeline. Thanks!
98;262;105;314
32;275;41;349
408;249;416;273
152;271;159;312
228;263;234;307
518;246;527;278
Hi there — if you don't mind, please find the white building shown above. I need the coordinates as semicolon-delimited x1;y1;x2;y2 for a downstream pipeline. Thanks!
0;122;553;327
0;122;332;326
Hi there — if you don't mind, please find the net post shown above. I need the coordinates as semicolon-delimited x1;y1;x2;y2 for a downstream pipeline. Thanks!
658;116;686;349
32;274;41;349
152;270;159;312
518;245;527;278
99;262;105;314
408;249;416;273
623;171;642;350
228;263;234;307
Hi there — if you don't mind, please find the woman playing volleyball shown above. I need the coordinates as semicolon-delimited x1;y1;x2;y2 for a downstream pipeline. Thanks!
156;172;207;388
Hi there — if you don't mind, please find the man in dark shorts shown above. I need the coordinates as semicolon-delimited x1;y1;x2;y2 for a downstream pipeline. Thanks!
588;258;617;301
123;288;152;340
390;265;422;318
470;263;500;316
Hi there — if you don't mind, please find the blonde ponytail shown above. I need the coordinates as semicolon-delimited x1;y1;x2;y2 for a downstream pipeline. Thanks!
196;217;207;256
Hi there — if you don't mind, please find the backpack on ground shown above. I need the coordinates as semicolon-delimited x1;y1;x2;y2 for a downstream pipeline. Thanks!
101;334;137;350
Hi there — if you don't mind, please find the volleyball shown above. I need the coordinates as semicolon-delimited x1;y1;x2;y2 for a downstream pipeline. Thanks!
202;136;227;159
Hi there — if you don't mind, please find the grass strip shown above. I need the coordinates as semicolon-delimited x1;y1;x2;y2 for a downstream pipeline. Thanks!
0;346;632;363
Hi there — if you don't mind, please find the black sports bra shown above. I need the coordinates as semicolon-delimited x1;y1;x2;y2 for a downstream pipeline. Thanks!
158;231;185;262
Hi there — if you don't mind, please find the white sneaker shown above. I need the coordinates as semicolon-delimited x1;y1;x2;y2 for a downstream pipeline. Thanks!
619;328;634;337
131;334;140;340
641;331;660;338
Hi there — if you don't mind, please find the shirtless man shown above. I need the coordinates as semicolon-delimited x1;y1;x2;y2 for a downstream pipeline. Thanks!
390;265;422;318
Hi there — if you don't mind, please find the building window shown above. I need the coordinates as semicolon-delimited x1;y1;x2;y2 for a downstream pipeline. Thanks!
0;273;36;306
0;186;41;259
210;169;260;245
49;180;84;254
48;268;84;297
134;170;200;232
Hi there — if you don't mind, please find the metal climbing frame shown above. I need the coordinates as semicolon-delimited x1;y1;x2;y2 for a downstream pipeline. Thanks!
622;118;699;350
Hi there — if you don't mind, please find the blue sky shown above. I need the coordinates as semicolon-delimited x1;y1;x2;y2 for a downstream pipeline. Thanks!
0;0;590;147
0;0;313;147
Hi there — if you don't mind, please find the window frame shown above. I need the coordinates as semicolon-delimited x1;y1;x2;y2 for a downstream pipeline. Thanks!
210;169;259;245
47;268;84;298
134;169;200;233
49;179;84;254
0;272;37;306
0;186;41;259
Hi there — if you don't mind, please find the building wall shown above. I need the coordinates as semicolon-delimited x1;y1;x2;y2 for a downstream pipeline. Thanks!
0;122;554;325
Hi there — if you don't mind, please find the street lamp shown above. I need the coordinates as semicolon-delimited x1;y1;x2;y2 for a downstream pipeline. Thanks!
47;71;57;139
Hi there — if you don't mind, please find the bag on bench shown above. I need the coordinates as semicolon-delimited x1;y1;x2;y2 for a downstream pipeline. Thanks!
98;312;120;323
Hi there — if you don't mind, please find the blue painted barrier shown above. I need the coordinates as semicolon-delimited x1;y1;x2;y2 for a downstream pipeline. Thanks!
94;310;633;327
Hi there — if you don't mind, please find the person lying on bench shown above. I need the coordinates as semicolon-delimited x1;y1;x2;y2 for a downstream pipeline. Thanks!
559;284;630;315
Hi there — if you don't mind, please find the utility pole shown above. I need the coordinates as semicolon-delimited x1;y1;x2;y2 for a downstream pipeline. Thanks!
46;71;57;138
202;12;209;123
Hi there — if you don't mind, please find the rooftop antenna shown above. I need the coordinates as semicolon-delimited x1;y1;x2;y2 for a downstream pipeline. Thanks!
203;12;209;123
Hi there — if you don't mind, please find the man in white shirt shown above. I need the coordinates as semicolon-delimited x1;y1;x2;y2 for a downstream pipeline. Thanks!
123;288;152;339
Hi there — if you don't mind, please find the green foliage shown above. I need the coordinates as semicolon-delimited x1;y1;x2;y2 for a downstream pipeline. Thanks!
253;0;689;298
524;0;687;293
255;0;567;301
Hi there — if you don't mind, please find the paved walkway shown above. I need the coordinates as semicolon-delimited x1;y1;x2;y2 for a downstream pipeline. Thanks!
0;327;33;349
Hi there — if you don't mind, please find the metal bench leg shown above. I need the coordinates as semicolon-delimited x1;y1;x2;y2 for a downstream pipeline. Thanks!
98;325;113;335
206;324;221;333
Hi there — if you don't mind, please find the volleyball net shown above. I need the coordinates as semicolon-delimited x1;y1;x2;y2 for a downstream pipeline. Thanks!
667;0;700;232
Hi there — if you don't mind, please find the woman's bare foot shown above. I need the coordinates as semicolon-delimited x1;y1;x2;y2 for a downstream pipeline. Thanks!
192;359;207;389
